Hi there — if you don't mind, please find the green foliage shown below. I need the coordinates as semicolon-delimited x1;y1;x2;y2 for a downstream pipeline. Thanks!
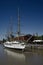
3;39;6;43
41;35;43;40
34;36;42;40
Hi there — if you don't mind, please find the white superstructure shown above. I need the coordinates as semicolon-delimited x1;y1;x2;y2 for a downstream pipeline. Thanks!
33;40;43;42
4;41;26;50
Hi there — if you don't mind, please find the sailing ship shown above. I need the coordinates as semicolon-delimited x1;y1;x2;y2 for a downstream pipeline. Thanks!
4;8;26;50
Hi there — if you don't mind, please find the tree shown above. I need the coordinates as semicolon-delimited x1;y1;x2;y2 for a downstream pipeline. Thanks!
3;38;6;43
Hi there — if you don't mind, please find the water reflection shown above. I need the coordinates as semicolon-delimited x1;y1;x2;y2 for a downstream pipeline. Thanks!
4;48;43;65
4;49;25;61
0;44;43;65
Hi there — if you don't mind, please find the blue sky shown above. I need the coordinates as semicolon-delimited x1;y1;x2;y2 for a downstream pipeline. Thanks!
0;0;43;40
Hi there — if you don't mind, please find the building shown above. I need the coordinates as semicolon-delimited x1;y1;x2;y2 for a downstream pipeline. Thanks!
14;34;34;42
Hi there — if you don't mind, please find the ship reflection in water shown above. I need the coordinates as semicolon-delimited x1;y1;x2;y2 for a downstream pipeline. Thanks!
0;44;43;65
4;49;25;64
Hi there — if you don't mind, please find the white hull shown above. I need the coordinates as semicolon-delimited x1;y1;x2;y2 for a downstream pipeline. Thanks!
4;41;26;50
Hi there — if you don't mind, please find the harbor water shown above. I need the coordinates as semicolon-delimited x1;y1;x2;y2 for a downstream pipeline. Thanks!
0;44;43;65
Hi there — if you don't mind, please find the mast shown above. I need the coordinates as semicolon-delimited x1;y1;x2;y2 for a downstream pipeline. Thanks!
10;16;13;36
8;16;13;41
18;8;20;36
17;8;21;41
6;16;13;41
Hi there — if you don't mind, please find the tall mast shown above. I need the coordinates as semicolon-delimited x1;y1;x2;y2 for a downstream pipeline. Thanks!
9;16;13;36
6;16;13;41
18;8;20;36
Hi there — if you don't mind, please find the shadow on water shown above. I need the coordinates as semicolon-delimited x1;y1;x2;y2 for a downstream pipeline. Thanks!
0;44;43;65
